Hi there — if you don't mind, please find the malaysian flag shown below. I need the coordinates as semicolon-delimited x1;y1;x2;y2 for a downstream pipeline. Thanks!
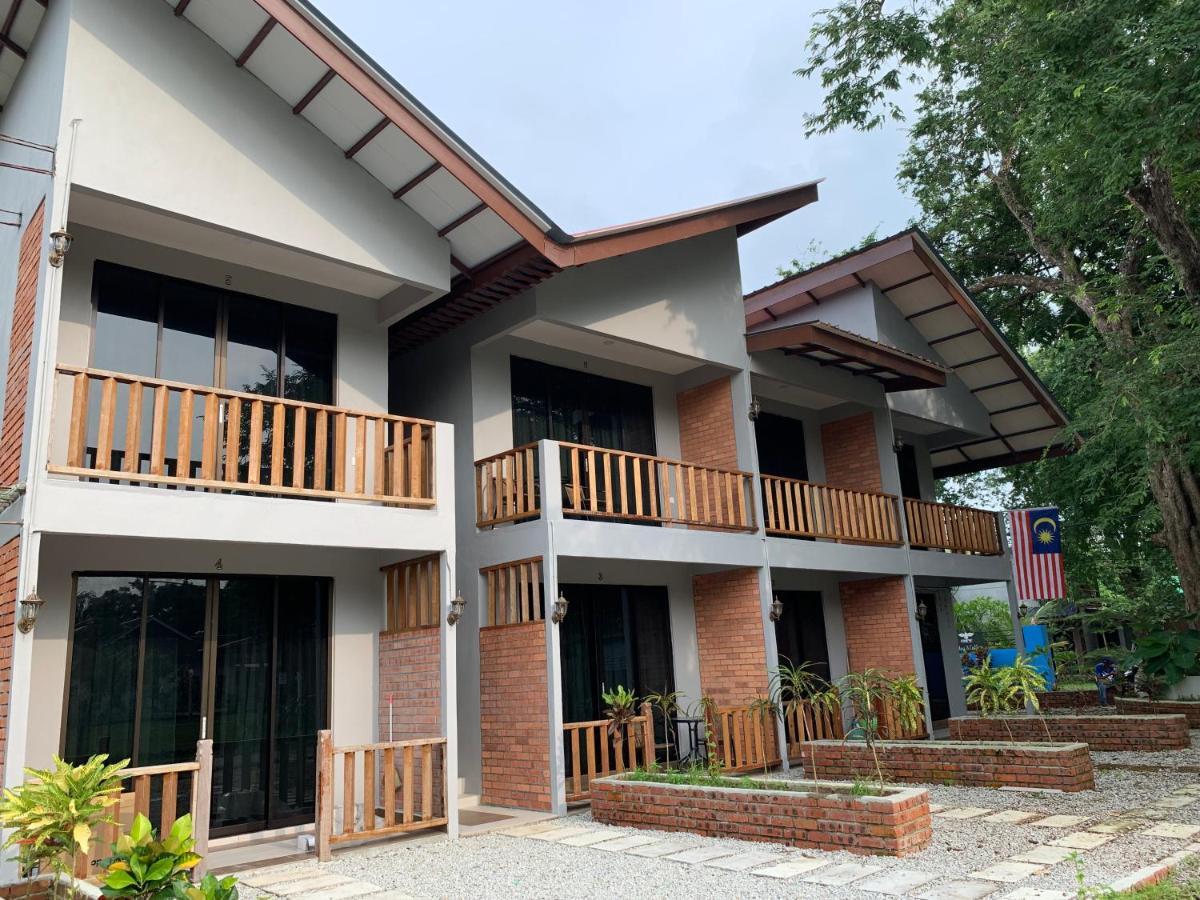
1008;507;1067;601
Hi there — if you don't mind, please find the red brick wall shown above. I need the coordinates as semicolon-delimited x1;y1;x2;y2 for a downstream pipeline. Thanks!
0;879;51;899
677;376;737;471
802;739;1095;792
1118;697;1200;728
378;627;443;817
479;621;551;810
820;412;882;491
949;714;1190;751
840;577;915;676
692;568;768;706
0;536;17;776
0;199;43;486
592;776;931;856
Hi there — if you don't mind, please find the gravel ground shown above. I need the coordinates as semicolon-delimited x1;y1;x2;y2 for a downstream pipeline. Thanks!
1091;731;1200;770
308;766;1200;899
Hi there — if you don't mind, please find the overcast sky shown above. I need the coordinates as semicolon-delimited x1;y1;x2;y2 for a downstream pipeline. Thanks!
328;0;917;292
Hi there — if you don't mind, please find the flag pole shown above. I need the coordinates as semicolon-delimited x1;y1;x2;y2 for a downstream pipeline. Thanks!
1001;512;1034;713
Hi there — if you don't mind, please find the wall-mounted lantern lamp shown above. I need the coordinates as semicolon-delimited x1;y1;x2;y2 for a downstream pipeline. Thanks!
1018;602;1030;619
447;591;466;626
892;434;906;454
48;230;73;268
17;592;44;634
551;591;569;624
768;594;783;622
748;397;762;422
915;597;928;622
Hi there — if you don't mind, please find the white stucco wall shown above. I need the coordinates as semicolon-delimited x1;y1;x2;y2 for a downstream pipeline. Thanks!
59;0;449;294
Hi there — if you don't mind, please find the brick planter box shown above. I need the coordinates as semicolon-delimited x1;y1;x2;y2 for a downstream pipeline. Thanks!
949;714;1190;751
1117;697;1200;729
799;739;1095;792
591;774;931;856
1036;688;1101;709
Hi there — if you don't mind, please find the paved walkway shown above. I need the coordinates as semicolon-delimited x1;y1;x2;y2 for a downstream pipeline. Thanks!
238;781;1200;898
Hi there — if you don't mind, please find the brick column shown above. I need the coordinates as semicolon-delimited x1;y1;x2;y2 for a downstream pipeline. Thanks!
820;412;882;491
839;577;915;676
379;626;444;818
479;621;551;810
692;568;769;706
677;376;738;470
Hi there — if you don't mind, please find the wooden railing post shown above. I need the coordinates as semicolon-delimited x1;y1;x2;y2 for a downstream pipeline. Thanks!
192;739;212;878
316;729;334;862
640;702;654;770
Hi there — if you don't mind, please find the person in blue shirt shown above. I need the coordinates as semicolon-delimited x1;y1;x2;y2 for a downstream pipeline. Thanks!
1094;657;1117;706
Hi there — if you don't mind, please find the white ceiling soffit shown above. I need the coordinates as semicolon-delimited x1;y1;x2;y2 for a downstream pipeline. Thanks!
744;230;1069;476
0;0;47;108
511;320;702;377
164;0;526;271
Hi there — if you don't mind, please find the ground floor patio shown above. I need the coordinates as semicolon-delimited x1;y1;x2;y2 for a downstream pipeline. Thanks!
229;736;1200;899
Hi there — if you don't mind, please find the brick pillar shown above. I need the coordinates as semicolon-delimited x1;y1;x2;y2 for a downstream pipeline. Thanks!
379;626;443;818
0;200;43;486
820;412;882;491
479;621;551;810
677;376;738;470
692;568;769;706
839;577;915;676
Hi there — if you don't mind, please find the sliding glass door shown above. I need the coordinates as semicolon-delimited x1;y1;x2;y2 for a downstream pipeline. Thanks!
65;574;329;836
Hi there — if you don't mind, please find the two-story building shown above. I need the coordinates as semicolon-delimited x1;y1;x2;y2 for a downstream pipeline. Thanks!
0;0;1068;855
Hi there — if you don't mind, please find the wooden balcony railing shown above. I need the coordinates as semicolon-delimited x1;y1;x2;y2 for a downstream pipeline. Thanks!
761;474;903;546
563;703;655;803
710;704;779;774
51;365;435;506
560;442;755;531
781;699;845;760
904;498;1003;555
475;443;539;527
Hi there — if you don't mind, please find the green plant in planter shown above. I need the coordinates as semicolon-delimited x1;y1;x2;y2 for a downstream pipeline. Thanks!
642;689;682;770
686;695;723;778
835;669;924;788
97;812;209;899
601;684;639;762
0;754;128;892
771;658;838;786
747;694;780;779
1130;627;1200;690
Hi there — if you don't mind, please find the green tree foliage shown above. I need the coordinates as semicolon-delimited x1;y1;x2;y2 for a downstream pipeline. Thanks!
798;0;1200;613
953;596;1012;644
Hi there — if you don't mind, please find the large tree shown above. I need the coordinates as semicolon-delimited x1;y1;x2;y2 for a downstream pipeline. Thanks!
798;0;1200;611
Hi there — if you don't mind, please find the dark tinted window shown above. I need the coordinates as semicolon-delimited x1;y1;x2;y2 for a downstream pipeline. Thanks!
755;412;808;481
92;265;158;376
283;305;335;403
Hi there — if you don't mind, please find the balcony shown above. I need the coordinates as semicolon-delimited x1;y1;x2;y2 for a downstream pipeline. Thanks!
475;441;756;532
761;474;1003;556
49;365;436;507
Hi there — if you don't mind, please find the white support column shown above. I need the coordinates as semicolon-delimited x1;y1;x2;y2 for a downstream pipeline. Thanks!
435;422;459;838
757;561;789;772
540;441;567;815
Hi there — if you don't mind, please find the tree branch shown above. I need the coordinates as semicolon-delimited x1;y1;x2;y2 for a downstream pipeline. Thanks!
1126;156;1200;304
968;273;1072;295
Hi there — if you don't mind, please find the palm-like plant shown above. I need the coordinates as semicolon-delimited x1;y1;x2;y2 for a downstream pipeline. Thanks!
0;754;128;892
964;658;1019;741
889;674;926;738
642;689;683;770
1007;654;1052;740
771;659;836;785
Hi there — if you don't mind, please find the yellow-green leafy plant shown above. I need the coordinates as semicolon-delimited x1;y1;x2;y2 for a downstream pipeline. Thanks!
97;812;208;898
0;754;128;892
601;684;639;763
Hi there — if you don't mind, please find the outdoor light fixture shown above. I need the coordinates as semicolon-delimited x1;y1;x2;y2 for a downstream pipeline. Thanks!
915;597;928;621
1019;602;1030;619
769;594;784;622
748;397;761;421
48;230;73;267
893;434;906;454
551;591;569;624
17;592;44;634
446;591;466;626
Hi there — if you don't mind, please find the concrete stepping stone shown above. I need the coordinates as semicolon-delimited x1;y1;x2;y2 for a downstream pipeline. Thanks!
1028;815;1086;828
664;845;739;864
529;825;593;842
1049;831;1113;850
1000;889;1074;899
1144;822;1200;839
916;880;999;900
1087;819;1143;835
935;806;994;820
625;841;692;858
971;861;1047;883
1010;845;1077;865
290;882;382;900
1152;795;1197;809
854;869;939;895
983;810;1040;824
753;857;830;879
247;872;349;893
705;850;784;871
802;861;882;885
503;821;561;837
1171;784;1200;796
929;803;947;812
239;868;323;888
560;830;623;846
1119;806;1169;820
593;834;662;852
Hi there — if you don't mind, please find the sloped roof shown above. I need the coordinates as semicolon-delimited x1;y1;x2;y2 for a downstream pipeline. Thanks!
0;0;46;109
745;229;1071;477
161;0;819;348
